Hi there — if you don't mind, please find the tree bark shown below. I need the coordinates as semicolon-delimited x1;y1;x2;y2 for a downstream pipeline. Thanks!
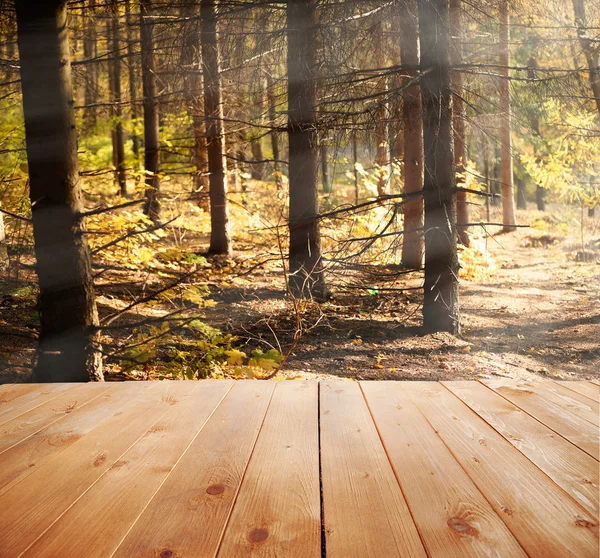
418;0;460;334
399;0;424;270
108;8;127;197
266;70;282;188
15;0;103;381
374;19;388;197
0;205;8;270
83;0;97;127
180;0;210;207
126;0;140;166
320;140;331;194
287;0;326;298
572;0;600;116
499;0;517;231
201;0;231;256
516;177;527;209
140;0;161;222
450;0;470;246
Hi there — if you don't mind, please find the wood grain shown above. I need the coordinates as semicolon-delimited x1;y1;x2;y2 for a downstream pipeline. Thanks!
0;382;111;455
445;381;599;518
557;381;599;403
0;382;154;496
361;381;526;557
0;383;78;427
113;380;274;558
23;380;232;558
404;382;599;558
0;384;43;404
320;381;426;558
0;381;195;557
530;381;598;427
217;381;321;557
482;379;599;460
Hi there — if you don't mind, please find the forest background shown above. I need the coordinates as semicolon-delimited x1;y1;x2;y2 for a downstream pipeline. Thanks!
0;0;598;383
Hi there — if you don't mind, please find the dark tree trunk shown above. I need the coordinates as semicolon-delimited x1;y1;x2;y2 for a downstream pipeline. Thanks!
108;8;127;197
418;0;460;334
0;205;8;270
140;0;161;222
516;177;527;209
126;0;140;166
399;0;424;270
320;140;331;194
83;0;97;127
536;186;546;211
450;0;470;246
180;0;210;207
250;82;266;181
499;0;517;231
15;0;103;381
201;0;231;255
572;0;600;115
287;0;326;298
353;129;359;205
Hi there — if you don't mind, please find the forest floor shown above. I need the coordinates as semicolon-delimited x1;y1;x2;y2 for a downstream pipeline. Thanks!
1;191;599;383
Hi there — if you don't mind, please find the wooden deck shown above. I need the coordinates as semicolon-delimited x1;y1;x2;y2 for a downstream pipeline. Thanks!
0;379;597;557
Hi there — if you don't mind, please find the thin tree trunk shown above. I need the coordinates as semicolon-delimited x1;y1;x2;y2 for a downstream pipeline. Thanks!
180;0;210;208
108;9;127;197
83;0;97;127
266;70;282;189
499;0;517;230
527;56;545;212
419;0;460;334
536;186;546;211
140;0;161;222
126;0;140;166
353;128;359;205
450;0;470;245
201;0;231;256
15;0;103;381
516;177;527;209
374;19;388;197
572;0;600;116
320;140;331;194
0;205;8;270
400;0;424;270
287;0;326;298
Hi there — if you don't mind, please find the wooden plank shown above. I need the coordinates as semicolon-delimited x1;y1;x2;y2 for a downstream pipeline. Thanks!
590;379;600;387
217;381;321;557
0;382;155;496
445;381;599;518
320;381;426;558
113;380;275;558
361;381;526;557
557;381;599;403
0;382;111;454
403;382;599;558
0;383;79;427
0;381;195;557
0;384;43;404
533;381;598;427
23;380;232;558
482;379;599;460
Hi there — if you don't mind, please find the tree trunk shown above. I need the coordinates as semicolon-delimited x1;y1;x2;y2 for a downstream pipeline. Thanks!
266;70;282;188
572;0;600;116
108;9;127;197
83;0;97;127
450;0;470;246
374;20;388;197
516;177;527;209
140;0;161;222
536;186;546;211
126;0;140;166
499;0;517;231
15;0;103;381
320;140;331;194
418;0;460;334
0;205;8;270
201;0;231;256
399;0;424;270
180;0;210;207
287;0;326;298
